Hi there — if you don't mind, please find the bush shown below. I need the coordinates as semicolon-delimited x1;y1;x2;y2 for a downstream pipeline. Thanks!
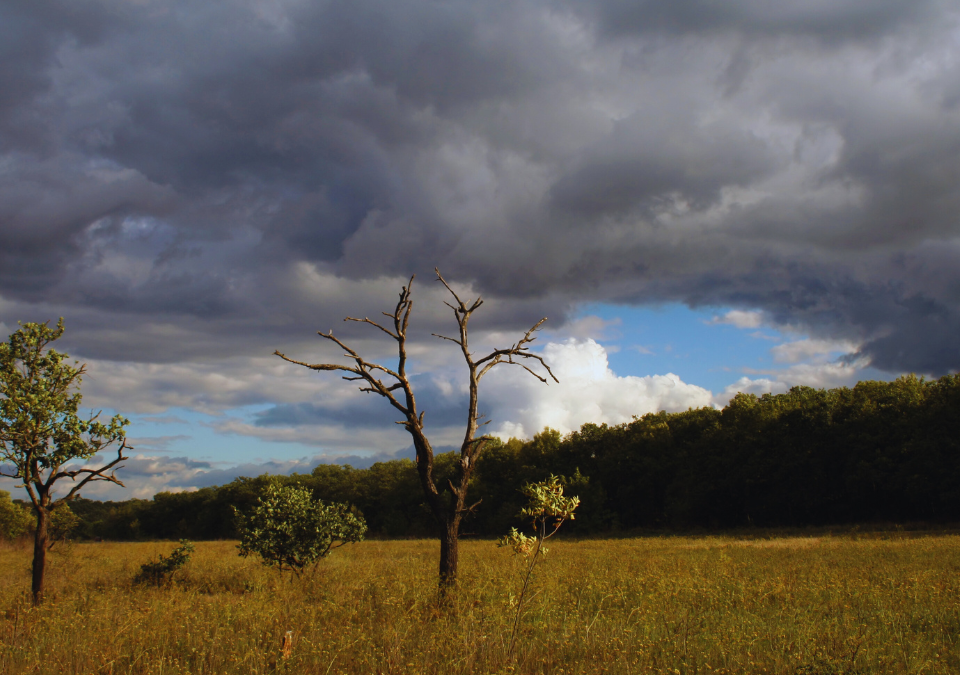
134;539;195;585
235;482;366;575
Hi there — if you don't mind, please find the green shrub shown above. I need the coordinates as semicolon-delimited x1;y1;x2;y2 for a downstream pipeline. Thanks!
134;539;195;585
235;482;366;575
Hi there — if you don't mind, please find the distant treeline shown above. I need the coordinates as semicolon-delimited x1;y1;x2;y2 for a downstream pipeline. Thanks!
65;374;960;540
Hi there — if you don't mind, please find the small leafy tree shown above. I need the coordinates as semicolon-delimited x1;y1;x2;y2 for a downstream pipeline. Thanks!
498;475;579;653
134;539;195;585
0;320;129;604
235;482;366;575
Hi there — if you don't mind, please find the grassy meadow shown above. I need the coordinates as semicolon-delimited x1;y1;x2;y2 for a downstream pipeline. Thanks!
1;533;959;674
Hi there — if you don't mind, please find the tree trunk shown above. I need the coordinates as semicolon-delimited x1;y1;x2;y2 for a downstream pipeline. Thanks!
31;508;49;606
438;519;460;597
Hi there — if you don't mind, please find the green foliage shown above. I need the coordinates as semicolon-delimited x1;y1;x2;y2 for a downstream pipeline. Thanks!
134;539;195;585
50;372;960;541
499;474;579;557
0;320;128;485
235;482;366;575
0;490;31;540
48;503;81;548
0;319;130;602
307;459;432;536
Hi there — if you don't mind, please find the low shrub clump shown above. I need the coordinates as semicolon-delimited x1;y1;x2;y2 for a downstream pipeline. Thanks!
234;482;366;576
133;539;195;585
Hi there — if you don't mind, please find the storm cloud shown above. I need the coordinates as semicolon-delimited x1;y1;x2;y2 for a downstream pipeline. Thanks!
2;0;960;434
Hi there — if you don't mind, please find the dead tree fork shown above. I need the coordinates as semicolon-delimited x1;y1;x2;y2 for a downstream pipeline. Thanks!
275;269;557;594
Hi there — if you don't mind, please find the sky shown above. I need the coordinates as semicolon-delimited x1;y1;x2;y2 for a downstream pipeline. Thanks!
1;0;958;500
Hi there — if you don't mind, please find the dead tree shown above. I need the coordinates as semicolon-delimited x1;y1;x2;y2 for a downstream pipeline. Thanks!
275;269;557;593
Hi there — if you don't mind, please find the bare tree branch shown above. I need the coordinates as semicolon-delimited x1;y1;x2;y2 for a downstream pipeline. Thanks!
432;333;463;346
276;269;557;595
344;316;399;340
488;358;555;384
61;442;130;502
459;499;483;516
274;350;361;375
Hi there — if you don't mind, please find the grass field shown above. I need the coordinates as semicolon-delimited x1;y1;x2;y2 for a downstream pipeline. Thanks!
1;532;959;674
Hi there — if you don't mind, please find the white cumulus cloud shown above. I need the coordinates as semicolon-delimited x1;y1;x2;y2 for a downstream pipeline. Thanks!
485;339;712;439
770;338;860;364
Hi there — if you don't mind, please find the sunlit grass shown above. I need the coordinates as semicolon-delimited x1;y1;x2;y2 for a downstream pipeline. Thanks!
0;532;958;674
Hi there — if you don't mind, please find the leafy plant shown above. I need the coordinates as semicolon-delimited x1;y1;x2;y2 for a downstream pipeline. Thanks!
235;482;366;576
134;539;195;585
498;474;579;653
0;319;129;604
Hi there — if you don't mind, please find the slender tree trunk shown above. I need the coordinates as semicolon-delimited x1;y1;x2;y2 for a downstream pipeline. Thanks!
438;518;461;596
31;508;49;606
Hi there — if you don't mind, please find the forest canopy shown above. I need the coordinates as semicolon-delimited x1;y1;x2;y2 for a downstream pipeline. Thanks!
53;374;960;540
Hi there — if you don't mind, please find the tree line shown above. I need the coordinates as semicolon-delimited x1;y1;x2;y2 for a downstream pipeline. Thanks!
50;373;960;540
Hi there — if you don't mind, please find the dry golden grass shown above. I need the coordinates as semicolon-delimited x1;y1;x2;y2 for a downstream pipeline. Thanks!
1;533;959;674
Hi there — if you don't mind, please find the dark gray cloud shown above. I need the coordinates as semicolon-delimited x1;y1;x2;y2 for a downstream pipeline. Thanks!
0;0;132;153
573;0;939;41
549;108;781;216
1;0;959;379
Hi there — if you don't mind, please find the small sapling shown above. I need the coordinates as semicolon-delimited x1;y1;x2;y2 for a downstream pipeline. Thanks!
498;474;579;654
